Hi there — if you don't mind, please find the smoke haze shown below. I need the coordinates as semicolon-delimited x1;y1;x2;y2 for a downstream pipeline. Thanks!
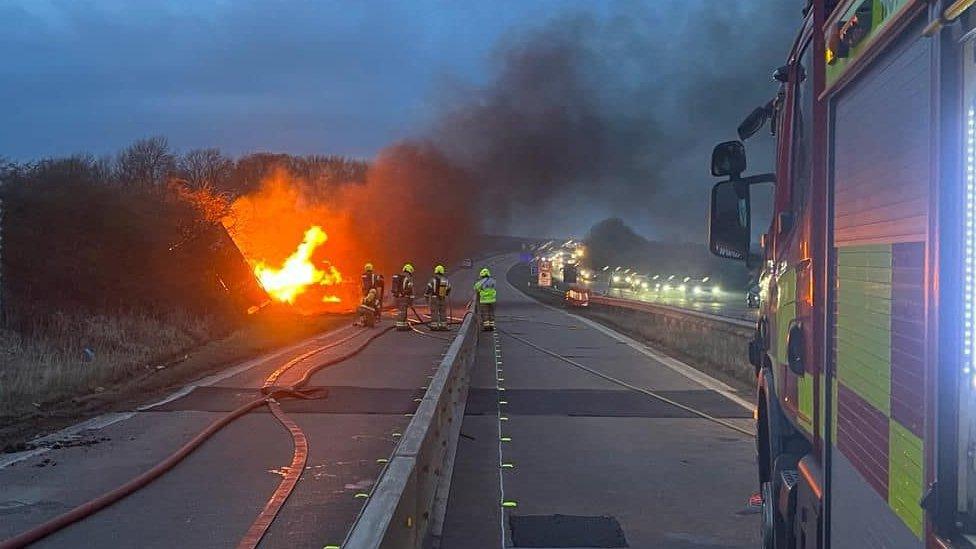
426;1;795;241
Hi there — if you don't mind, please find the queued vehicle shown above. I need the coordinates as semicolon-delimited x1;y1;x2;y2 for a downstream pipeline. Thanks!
690;276;722;299
746;284;761;309
565;287;590;307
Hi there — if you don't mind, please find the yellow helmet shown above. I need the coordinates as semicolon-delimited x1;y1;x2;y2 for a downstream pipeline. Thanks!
480;268;491;277
403;263;414;274
364;262;373;272
434;265;445;275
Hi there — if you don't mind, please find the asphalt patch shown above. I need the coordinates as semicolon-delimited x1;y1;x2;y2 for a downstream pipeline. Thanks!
465;388;751;418
147;386;422;414
509;514;628;547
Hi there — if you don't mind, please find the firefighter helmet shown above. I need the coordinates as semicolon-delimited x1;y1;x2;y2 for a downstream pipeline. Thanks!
403;263;415;274
434;265;445;275
364;262;373;272
480;268;491;277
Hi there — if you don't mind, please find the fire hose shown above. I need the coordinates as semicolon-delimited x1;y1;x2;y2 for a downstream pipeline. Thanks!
0;325;394;549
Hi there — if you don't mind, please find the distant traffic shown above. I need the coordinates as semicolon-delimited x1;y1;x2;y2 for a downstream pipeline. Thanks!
528;239;758;321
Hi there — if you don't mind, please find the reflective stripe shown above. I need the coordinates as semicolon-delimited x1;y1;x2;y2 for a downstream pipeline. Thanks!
474;277;497;304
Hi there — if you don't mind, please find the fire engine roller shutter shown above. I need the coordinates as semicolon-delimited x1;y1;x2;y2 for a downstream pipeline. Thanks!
830;18;930;546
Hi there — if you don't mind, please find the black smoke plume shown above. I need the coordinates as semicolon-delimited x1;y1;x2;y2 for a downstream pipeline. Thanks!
428;1;796;241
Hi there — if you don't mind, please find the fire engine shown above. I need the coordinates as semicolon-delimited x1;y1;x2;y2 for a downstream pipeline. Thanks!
707;0;976;546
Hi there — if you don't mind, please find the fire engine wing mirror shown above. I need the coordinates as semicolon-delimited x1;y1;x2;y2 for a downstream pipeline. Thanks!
708;179;751;261
738;105;770;141
708;173;776;263
711;141;747;177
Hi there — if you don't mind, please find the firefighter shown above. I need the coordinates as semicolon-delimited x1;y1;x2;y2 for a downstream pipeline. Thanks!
474;267;496;331
361;263;385;320
425;265;452;331
357;288;380;328
391;263;415;331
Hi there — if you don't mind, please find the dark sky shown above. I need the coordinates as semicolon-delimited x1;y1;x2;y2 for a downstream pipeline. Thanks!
1;0;604;159
1;0;796;238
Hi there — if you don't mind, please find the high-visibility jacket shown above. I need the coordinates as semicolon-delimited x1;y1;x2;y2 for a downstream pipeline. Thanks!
474;276;496;304
426;275;452;298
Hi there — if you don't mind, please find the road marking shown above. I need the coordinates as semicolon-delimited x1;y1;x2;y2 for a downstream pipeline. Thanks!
141;325;358;411
502;263;752;412
493;331;510;548
571;315;752;411
0;412;137;469
0;325;358;471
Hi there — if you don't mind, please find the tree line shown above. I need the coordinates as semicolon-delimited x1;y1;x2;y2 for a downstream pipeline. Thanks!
1;136;367;195
0;137;369;334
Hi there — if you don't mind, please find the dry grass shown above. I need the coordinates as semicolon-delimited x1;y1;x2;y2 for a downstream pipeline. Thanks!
0;307;350;448
0;310;214;417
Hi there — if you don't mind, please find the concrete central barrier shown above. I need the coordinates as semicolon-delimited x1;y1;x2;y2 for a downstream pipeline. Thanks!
342;308;478;549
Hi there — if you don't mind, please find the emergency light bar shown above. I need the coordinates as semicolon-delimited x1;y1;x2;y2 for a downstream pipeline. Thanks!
966;106;976;387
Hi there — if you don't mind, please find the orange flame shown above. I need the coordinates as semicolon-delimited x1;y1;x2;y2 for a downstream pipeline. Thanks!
252;226;343;304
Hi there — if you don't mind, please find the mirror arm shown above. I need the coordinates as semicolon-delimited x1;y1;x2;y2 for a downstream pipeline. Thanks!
738;173;776;186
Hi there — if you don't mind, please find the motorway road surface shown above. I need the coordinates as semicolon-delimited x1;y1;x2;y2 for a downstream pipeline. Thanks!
1;256;760;548
441;255;760;548
0;267;482;548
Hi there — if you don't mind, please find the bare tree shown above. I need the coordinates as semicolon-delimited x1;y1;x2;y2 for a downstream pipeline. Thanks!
114;136;175;187
0;156;16;184
177;148;232;191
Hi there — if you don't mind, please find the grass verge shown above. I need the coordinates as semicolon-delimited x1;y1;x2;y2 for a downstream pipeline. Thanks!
0;308;351;450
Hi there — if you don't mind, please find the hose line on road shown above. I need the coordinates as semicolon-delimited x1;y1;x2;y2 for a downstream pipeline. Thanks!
0;325;394;549
262;328;368;390
0;395;268;549
240;324;393;548
236;399;308;549
499;329;755;438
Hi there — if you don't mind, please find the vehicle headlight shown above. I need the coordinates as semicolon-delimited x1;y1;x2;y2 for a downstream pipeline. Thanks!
678;284;687;292
693;286;702;294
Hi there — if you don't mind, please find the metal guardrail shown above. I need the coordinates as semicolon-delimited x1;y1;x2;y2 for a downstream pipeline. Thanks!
589;294;755;329
530;282;754;329
342;307;478;549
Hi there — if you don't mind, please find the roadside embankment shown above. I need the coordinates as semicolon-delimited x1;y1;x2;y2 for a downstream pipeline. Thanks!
0;309;351;451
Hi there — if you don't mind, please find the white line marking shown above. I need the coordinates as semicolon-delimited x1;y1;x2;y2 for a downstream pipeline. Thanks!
0;412;138;469
0;324;358;471
572;316;752;411
502;264;752;411
494;333;508;549
0;448;48;468
140;325;358;410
